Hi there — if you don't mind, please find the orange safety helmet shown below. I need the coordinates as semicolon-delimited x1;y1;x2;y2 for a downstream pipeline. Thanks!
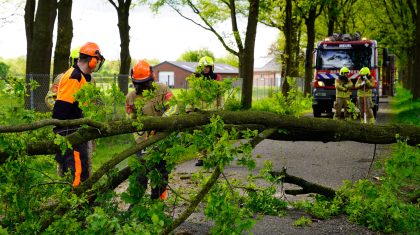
79;42;105;71
131;60;154;83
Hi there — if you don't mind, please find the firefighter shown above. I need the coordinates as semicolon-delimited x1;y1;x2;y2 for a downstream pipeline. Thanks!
186;56;222;113
355;67;375;124
194;56;221;81
189;56;221;166
52;42;105;187
125;59;177;200
334;67;353;120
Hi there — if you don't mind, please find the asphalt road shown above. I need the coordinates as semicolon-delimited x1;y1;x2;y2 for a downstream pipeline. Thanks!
172;97;394;235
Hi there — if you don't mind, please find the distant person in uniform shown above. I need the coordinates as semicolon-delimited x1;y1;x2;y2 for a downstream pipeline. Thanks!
355;67;375;124
188;56;222;166
334;67;353;120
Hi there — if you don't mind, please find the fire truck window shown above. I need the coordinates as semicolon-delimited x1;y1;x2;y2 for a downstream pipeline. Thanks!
317;46;372;70
321;51;352;68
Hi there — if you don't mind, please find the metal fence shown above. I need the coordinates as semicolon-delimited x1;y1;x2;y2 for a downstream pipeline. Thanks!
6;73;306;113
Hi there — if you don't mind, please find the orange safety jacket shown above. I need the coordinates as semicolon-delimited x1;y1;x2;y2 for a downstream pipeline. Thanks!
52;65;92;121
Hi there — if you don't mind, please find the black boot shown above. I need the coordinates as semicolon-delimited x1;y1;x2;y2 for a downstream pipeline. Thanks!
195;159;204;166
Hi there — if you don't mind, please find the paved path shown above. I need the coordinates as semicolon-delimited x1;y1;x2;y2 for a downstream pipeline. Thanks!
172;97;394;234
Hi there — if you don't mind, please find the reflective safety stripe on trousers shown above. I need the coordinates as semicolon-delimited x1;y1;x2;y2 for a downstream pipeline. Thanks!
72;150;82;187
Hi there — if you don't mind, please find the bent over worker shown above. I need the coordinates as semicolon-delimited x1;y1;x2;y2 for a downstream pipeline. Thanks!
125;59;177;200
52;42;105;187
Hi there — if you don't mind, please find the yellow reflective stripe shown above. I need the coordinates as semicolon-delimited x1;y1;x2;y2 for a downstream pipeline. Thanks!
162;105;177;117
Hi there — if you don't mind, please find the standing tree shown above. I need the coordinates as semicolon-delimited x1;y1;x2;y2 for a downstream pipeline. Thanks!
259;0;302;97
24;0;57;111
295;0;325;95
414;0;420;99
282;0;293;96
325;3;338;36
53;0;73;76
154;0;260;109
361;0;416;92
108;0;132;95
336;0;358;34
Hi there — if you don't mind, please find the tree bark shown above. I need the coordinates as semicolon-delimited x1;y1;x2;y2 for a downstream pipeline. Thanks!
326;4;337;36
414;0;420;99
53;0;73;76
303;9;316;95
1;112;420;163
281;0;292;97
240;0;259;109
292;19;301;78
270;169;336;198
108;0;132;95
24;0;35;76
24;0;57;111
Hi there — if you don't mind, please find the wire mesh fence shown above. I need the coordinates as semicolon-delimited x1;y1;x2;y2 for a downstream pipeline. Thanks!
4;73;306;115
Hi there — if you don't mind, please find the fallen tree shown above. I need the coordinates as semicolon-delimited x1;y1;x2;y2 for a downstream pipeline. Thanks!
1;111;419;163
1;111;419;234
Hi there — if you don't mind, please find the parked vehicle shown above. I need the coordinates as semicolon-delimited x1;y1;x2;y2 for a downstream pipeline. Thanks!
312;33;381;118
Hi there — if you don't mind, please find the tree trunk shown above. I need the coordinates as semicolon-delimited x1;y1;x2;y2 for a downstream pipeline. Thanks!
304;10;316;95
24;0;35;76
327;5;336;36
414;0;420;99
24;0;57;111
2;111;420;163
281;0;292;97
270;169;336;198
240;0;259;110
291;19;301;78
53;0;73;76
407;49;415;95
116;0;131;95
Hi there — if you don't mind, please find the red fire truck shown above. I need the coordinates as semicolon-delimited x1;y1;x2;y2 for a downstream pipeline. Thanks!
312;34;380;117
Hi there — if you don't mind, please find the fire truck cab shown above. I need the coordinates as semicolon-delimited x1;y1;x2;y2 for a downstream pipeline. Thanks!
312;34;380;118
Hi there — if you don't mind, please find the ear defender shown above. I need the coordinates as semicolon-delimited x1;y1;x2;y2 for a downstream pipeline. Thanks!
89;57;98;69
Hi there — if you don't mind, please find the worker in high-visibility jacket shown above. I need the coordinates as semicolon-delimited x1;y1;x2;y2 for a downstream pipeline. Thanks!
185;56;222;112
46;47;95;178
46;47;81;110
52;42;105;187
334;67;353;120
186;56;222;166
125;59;177;200
355;67;375;124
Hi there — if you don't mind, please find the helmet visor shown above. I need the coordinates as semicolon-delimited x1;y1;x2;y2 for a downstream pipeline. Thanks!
93;51;105;72
93;57;105;72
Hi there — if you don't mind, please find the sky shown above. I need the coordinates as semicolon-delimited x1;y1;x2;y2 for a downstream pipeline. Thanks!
0;0;279;62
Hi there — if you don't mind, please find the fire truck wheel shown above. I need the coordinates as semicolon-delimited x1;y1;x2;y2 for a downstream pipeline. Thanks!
313;108;322;117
